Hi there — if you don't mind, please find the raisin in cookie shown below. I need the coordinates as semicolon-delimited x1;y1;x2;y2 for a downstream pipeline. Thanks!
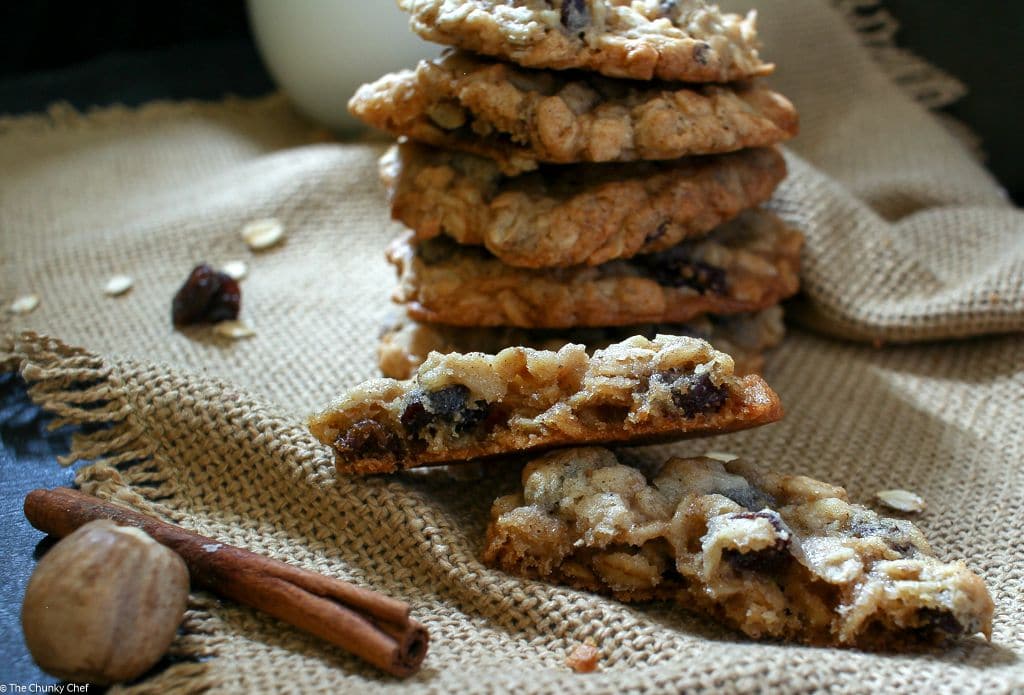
380;142;786;268
398;0;772;83
387;208;803;328
349;51;798;175
484;448;994;648
309;335;782;474
377;307;785;379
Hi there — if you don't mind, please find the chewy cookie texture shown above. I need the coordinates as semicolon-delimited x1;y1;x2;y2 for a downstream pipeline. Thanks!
349;50;798;175
399;0;773;82
387;208;803;328
484;448;994;648
377;306;785;380
309;335;782;474
380;143;787;268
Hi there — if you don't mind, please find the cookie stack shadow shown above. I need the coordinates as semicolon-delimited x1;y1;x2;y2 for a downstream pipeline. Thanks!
348;2;803;380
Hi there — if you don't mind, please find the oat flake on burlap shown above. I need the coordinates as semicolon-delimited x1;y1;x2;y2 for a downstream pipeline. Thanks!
2;2;1022;693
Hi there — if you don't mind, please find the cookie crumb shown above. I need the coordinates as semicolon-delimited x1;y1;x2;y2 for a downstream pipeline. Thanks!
214;320;256;340
9;294;39;314
876;489;925;514
104;275;134;296
241;218;284;251
221;260;248;280
566;640;599;673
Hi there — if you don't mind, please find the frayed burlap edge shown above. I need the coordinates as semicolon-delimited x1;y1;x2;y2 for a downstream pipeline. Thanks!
832;0;966;109
5;332;221;694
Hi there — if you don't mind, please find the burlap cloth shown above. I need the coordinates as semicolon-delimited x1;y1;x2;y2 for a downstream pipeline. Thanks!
2;2;1022;692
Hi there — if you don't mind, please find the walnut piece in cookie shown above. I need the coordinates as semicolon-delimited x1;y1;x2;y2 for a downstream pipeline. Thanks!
308;335;782;474
483;448;994;649
376;306;785;380
398;0;773;83
349;51;798;175
387;208;803;329
380;142;787;268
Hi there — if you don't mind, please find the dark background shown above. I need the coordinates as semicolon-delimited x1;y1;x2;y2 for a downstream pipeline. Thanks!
0;1;1021;688
0;1;1021;202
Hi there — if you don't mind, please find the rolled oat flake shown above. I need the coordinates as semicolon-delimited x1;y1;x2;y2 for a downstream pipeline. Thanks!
875;489;925;513
9;294;39;314
214;319;256;339
104;275;134;296
240;218;284;251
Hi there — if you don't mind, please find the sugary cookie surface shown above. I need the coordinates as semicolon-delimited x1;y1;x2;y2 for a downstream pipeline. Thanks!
484;448;994;648
377;307;785;380
381;143;787;268
387;208;803;328
349;51;798;174
399;0;773;82
309;335;782;474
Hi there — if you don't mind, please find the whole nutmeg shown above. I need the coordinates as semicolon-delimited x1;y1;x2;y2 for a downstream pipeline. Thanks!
21;519;190;684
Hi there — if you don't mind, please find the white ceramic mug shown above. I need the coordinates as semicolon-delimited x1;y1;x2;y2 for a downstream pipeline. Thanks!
247;0;437;132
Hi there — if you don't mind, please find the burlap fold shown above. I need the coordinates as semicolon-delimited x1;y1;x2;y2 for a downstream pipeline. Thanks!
2;1;1022;692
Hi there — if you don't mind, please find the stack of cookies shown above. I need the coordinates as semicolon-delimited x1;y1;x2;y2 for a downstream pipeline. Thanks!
348;0;802;379
311;2;997;651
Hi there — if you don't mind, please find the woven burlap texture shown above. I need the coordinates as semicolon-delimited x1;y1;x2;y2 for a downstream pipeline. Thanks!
2;1;1022;693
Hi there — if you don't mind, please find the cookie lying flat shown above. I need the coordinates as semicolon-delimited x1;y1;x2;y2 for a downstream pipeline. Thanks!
387;208;803;328
309;335;782;474
484;448;994;649
349;51;798;175
399;0;772;83
380;142;786;268
377;307;785;379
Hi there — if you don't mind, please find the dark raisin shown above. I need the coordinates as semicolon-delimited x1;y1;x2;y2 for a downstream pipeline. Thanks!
417;237;458;265
722;547;789;574
426;385;470;419
915;608;964;636
171;263;241;327
655;371;729;418
693;42;711;66
400;385;491;437
560;0;589;36
721;511;791;574
720;484;776;512
399;399;432;435
644;221;669;245
637;249;728;295
659;0;678;16
334;419;404;461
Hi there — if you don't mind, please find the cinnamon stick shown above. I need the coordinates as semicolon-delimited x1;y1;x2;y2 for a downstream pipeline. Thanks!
23;487;429;678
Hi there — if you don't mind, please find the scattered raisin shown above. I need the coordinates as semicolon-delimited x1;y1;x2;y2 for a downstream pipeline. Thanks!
655;371;729;418
334;419;404;462
171;263;241;327
659;0;678;16
560;0;589;36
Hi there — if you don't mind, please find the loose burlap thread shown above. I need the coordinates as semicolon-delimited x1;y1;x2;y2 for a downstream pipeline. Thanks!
2;2;1022;692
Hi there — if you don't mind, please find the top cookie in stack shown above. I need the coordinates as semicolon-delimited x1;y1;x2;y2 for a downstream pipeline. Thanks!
348;0;802;378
